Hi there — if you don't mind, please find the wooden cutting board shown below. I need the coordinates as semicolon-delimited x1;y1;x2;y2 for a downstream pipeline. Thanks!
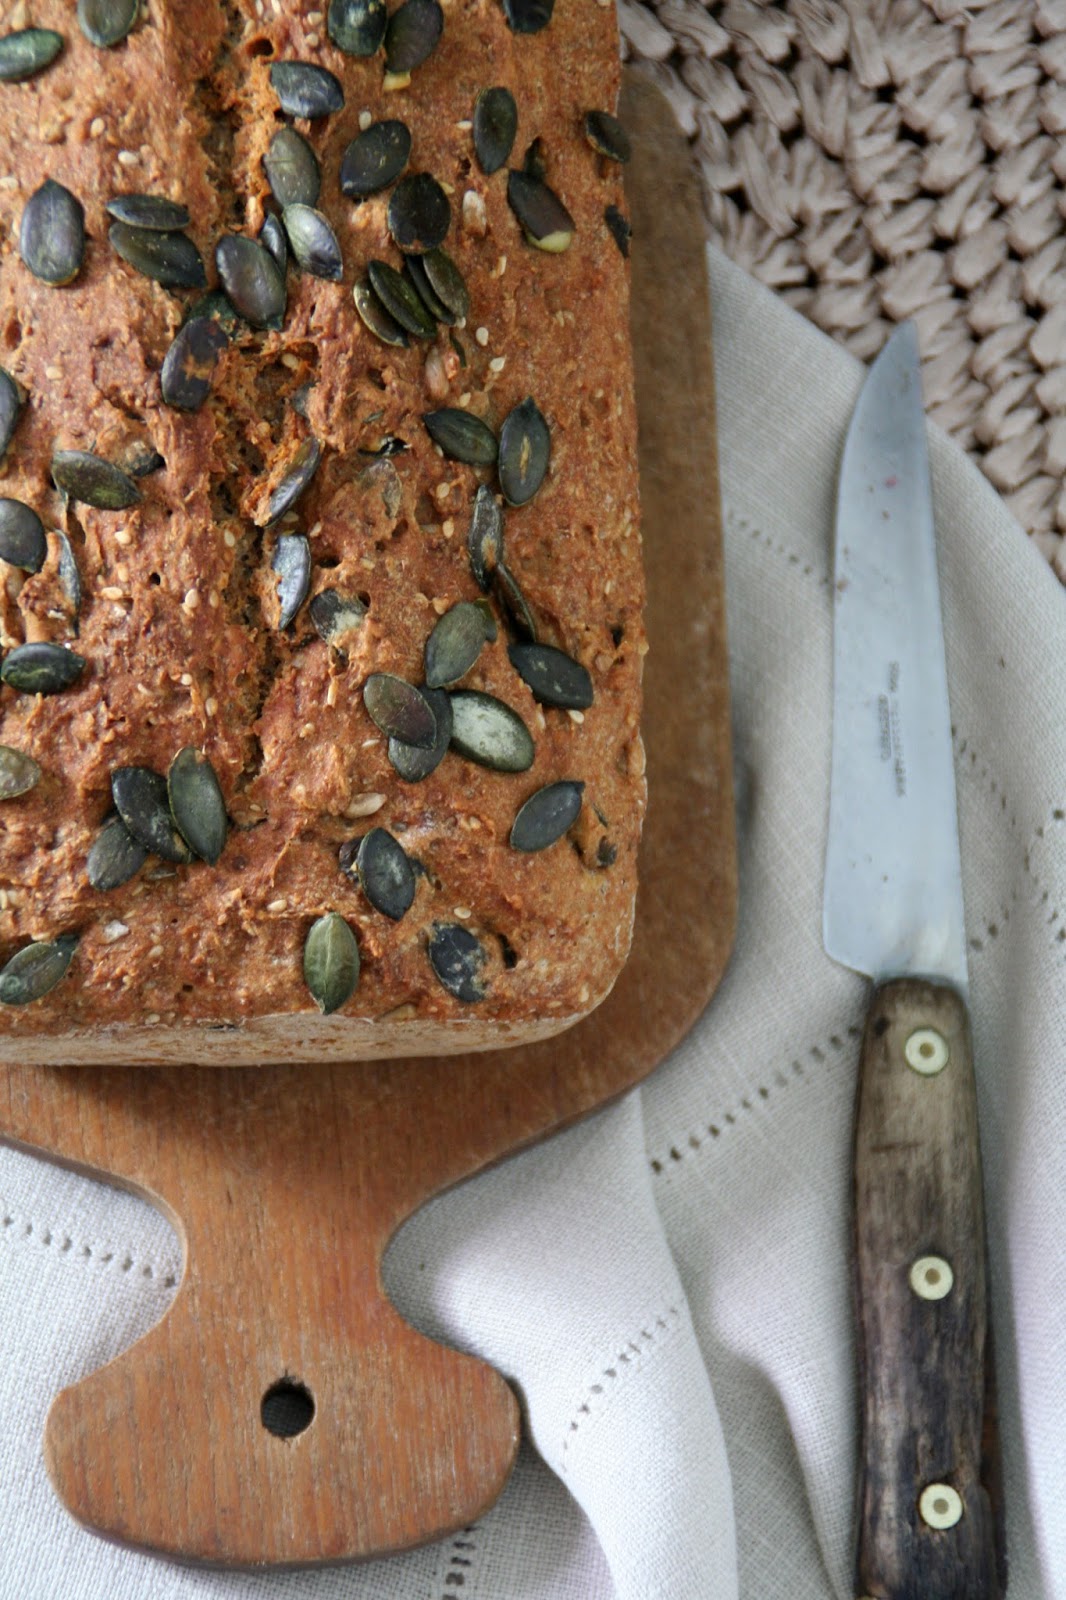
0;73;736;1570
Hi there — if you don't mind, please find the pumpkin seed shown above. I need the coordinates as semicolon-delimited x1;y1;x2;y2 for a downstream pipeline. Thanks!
368;258;435;338
421;246;469;322
605;204;630;258
498;396;550;506
388;685;451;780
0;368;21;459
282;203;343;281
339;119;411;198
270;59;344;119
259;214;288;275
291;381;315;419
0;934;77;1006
111;765;192;864
123;442;165;479
54;530;81;624
264;436;322;525
467;483;504;590
1;641;85;694
510;780;584;852
507;170;574;252
0;27;63;81
388;173;450;254
183;290;242;336
271;533;311;628
87;814;146;891
360;454;403;516
215;235;286;329
309;587;367;646
403;253;448;323
0;745;41;799
492;562;537;640
384;0;442;73
428;921;486;1002
78;0;137;48
0;499;45;573
328;0;386;56
424;600;490;688
522;136;547;182
584;109;631;164
353;277;410;347
473;86;517;175
168;746;227;864
448;689;534;771
473;596;498;641
264;125;321;209
353;827;415;920
304;911;360;1012
109;221;207;289
160;315;228;412
502;0;554;30
364;673;436;745
507;641;592;708
52;449;140;509
423;407;497;465
106;194;191;230
20;180;85;285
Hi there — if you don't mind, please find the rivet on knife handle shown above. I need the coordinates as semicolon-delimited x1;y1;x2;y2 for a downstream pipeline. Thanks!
853;978;1005;1599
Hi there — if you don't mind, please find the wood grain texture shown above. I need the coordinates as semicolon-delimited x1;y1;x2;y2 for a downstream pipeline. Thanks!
853;979;1004;1600
0;73;737;1570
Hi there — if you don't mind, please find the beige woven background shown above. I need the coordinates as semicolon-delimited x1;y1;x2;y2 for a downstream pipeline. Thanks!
622;0;1066;579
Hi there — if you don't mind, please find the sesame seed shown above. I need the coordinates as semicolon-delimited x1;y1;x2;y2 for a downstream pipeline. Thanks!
266;898;287;913
431;596;448;614
442;518;455;537
489;356;506;373
44;365;62;380
306;28;320;44
223;529;237;548
458;391;472;408
475;326;489;346
100;585;125;601
117;149;139;167
359;109;373;130
114;528;132;546
456;119;472;130
102;921;130;943
280;352;300;370
347;792;386;818
180;672;193;686
453;906;472;919
208;590;220;608
205;697;218;716
148;945;164;960
89;117;106;138
567;708;585;724
183;588;200;609
144;1013;161;1025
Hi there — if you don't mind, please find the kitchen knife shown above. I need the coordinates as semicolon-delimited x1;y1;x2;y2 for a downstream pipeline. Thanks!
824;321;1006;1599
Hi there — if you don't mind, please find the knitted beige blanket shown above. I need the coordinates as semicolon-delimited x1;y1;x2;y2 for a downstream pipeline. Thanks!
623;0;1066;578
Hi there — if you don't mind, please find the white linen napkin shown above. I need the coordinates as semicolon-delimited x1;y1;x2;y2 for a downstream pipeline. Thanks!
2;246;1064;1599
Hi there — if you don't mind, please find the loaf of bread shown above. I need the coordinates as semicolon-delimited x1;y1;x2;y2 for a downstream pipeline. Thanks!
0;0;645;1064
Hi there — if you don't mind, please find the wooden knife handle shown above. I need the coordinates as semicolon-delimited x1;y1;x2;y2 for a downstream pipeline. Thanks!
853;978;1006;1599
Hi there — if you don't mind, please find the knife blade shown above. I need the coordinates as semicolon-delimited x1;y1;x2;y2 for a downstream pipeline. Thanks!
825;322;1006;1600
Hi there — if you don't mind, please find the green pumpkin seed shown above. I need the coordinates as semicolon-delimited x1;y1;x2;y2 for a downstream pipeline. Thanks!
421;246;469;322
309;587;367;646
0;368;21;459
264;436;321;525
78;0;137;47
111;765;192;864
428;921;486;1002
388;685;451;780
106;194;191;230
364;673;436;745
215;235;286;329
423;407;497;465
467;483;504;590
87;814;146;890
264;125;321;209
0;745;41;800
20;180;85;285
473;596;498;641
403;253;448;324
507;170;574;252
584;109;631;164
259;214;288;276
522;136;547;182
282;203;343;281
424;600;491;688
507;641;592;708
510;780;584;852
605;204;630;258
473;86;517;175
52;449;140;509
448;689;534;771
384;0;442;73
339;119;411;198
53;531;82;625
352;827;415;920
502;0;554;31
161;315;229;412
0;27;63;81
0;934;77;1006
270;59;344;119
492;562;537;640
109;221;207;289
271;533;311;628
0;499;45;573
304;911;360;1013
498;396;550;506
1;641;85;694
183;290;243;336
168;746;227;864
368;258;435;338
122;442;164;479
353;277;410;347
328;0;386;56
388;173;450;254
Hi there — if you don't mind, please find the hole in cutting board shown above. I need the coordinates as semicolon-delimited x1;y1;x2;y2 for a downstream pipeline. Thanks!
261;1378;315;1438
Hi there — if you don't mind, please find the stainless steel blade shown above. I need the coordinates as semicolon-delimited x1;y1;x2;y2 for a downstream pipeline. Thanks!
824;321;968;990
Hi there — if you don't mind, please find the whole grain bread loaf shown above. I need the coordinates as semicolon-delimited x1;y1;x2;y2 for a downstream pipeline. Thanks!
0;0;645;1064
